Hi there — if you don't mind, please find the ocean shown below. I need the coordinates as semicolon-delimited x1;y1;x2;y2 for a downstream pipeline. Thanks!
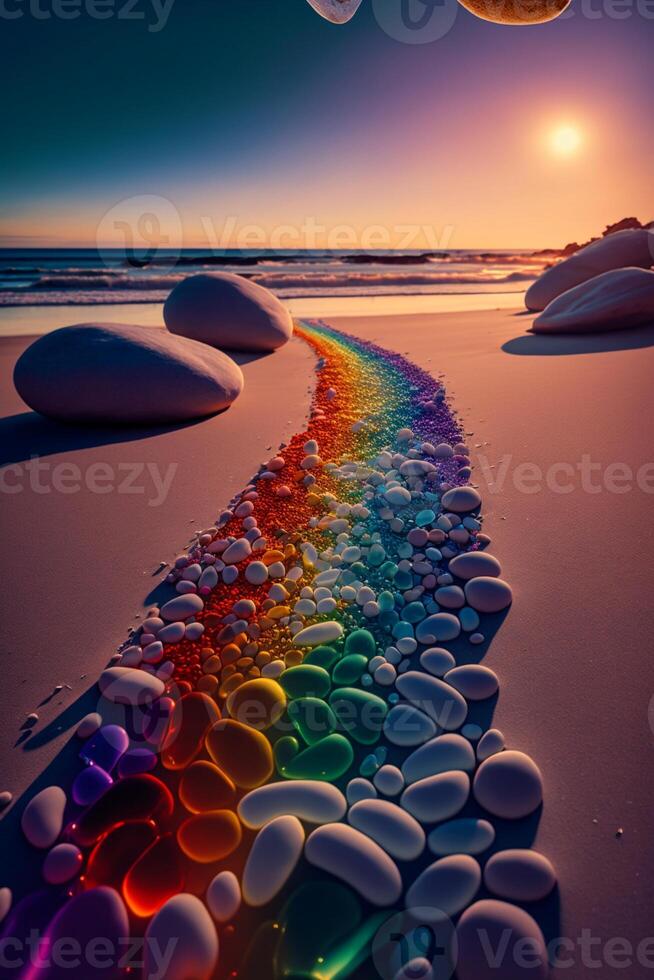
0;247;549;306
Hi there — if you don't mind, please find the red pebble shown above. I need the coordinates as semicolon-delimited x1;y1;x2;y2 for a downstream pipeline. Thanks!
161;692;221;771
85;820;158;890
123;833;184;917
71;775;174;847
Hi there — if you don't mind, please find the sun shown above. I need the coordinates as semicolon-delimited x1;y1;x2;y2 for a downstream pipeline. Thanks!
549;124;583;158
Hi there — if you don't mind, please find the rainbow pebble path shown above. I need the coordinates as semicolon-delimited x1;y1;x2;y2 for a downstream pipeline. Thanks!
2;321;554;980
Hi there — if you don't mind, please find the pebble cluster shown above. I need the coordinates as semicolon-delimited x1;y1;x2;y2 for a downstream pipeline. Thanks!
1;321;555;979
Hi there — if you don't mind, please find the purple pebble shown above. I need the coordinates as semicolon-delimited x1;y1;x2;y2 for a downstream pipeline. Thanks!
117;748;157;778
72;766;113;807
79;725;129;772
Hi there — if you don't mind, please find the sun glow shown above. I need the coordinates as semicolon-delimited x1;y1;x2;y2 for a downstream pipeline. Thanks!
549;124;583;157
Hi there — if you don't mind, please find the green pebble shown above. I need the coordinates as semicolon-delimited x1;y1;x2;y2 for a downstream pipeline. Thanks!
275;735;300;773
329;687;388;746
392;621;415;640
280;664;331;699
287;697;337;745
360;753;380;776
416;509;436;527
395;570;413;590
344;629;376;659
332;654;368;686
378;590;395;612
380;561;398;580
403;601;427;624
304;645;341;669
279;734;354;781
367;544;386;567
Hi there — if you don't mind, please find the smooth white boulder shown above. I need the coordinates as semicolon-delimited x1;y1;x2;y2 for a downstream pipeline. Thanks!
43;843;83;884
401;771;470;824
206;871;241;923
144;894;218;980
99;667;165;706
533;268;654;333
238;781;346;829
384;703;437;747
292;622;343;646
161;594;204;621
484;849;556;902
164;273;293;352
305;823;402;906
449;552;501;580
464;577;513;614
348;799;425;860
21;786;66;849
402;734;476;784
305;0;364;23
242;816;305;907
406;855;481;918
474;750;543;819
13;323;244;423
444;664;499;700
395;672;468;730
525;229;654;311
428;818;496;856
456;900;548;980
415;613;461;644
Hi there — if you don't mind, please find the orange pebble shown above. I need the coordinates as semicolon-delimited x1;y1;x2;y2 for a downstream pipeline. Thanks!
284;649;304;668
262;550;285;566
221;644;241;666
179;760;236;813
196;674;219;696
206;719;273;788
219;673;245;699
177;810;242;863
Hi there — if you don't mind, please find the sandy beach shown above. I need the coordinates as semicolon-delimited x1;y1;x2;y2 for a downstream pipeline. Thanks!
1;305;654;975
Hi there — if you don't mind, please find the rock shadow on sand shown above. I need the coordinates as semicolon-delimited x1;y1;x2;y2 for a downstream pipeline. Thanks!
503;321;654;356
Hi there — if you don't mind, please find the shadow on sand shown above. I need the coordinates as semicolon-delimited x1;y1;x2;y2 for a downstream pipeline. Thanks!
503;322;654;356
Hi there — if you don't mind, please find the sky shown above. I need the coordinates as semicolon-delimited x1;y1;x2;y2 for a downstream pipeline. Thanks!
0;0;652;249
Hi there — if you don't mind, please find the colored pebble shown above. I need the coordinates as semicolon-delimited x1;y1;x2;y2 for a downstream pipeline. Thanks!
42;843;83;885
444;664;499;700
98;666;165;705
305;823;402;906
332;654;368;686
344;629;376;658
37;887;130;979
329;687;388;745
484;849;556;901
278;733;354;781
162;692;221;770
238;780;347;829
205;719;273;789
427;818;496;856
227;678;287;729
473;750;543;819
456;900;548;980
72;774;173;847
304;644;340;669
395;672;468;731
206;871;241;923
72;765;113;806
400;771;470;823
79;724;129;771
348;799;425;860
287;696;337;744
144;894;219;980
383;703;437;747
117;747;158;777
85;820;158;890
177;810;242;863
179;760;236;812
21;786;66;849
0;888;11;924
464;576;513;613
406;854;481;918
280;665;331;700
123;833;184;916
243;815;305;907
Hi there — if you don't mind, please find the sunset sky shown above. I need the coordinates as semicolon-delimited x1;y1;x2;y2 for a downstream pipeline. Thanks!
1;0;651;250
